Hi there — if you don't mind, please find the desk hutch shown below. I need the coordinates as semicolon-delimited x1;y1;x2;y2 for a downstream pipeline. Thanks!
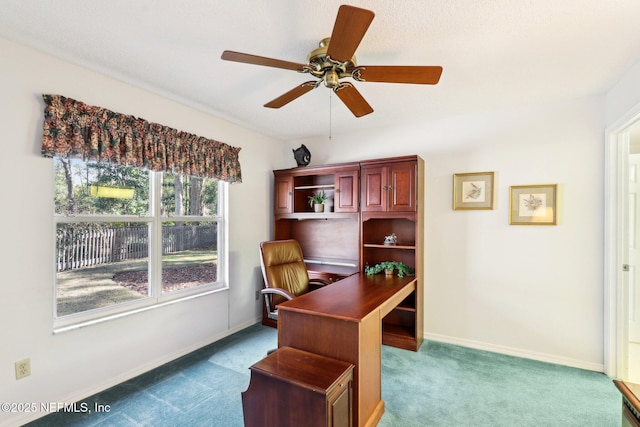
270;155;424;352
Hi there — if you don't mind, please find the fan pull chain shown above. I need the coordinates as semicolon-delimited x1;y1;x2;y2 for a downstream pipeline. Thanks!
329;91;333;140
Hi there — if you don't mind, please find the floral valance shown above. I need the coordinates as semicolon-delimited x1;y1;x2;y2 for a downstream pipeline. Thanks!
41;94;242;183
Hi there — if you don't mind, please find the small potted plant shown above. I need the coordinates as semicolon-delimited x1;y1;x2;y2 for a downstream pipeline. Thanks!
308;190;327;213
364;261;415;278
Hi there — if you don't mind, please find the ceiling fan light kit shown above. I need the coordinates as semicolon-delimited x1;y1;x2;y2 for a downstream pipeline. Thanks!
221;5;442;118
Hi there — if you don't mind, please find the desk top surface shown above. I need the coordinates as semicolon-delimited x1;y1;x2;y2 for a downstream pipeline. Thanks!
614;380;640;413
278;273;416;321
250;346;354;391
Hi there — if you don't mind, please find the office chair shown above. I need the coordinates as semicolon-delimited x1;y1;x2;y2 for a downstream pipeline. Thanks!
259;239;330;325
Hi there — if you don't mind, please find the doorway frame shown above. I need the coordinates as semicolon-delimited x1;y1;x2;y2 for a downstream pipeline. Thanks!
604;102;640;379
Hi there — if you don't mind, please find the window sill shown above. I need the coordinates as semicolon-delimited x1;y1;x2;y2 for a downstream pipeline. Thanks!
53;284;228;334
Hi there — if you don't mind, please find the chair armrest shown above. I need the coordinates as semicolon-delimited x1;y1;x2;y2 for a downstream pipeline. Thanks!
261;287;295;301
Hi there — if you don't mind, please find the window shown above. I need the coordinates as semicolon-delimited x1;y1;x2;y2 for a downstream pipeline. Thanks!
53;157;227;327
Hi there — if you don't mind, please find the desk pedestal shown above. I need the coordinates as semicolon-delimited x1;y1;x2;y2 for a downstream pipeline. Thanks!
242;347;354;427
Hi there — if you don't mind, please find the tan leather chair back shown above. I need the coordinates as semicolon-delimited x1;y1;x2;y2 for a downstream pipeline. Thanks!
260;240;310;302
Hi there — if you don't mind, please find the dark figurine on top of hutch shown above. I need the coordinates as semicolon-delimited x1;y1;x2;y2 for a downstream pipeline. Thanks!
293;144;311;167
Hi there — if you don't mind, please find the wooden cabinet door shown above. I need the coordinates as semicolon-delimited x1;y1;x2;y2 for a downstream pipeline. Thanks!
388;162;416;212
335;170;359;213
361;166;388;212
361;162;416;212
274;175;293;214
328;380;352;427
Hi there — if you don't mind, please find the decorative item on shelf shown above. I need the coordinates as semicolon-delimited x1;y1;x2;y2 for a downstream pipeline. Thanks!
308;190;327;213
364;261;415;278
292;144;311;166
383;233;398;245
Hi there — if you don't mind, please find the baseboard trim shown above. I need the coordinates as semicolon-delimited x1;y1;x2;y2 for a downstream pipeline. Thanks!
424;332;605;373
13;317;262;426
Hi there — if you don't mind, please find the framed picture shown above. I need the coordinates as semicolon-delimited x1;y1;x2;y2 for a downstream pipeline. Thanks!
509;184;557;225
453;172;495;210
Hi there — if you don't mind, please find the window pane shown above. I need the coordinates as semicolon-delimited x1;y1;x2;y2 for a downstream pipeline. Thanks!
53;159;227;324
162;221;218;293
56;222;149;316
161;173;218;216
54;158;149;216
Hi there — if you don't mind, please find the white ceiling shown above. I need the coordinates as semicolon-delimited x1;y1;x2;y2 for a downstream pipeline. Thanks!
2;0;640;142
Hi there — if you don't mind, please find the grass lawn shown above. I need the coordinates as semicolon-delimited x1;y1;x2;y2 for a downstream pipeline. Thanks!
56;250;216;317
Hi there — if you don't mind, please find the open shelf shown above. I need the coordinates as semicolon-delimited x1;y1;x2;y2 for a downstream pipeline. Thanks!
362;217;416;247
382;296;417;350
294;184;335;190
305;256;358;268
275;212;359;221
392;304;416;313
363;244;415;250
363;247;415;269
382;326;418;350
293;174;334;187
292;174;337;213
382;323;415;339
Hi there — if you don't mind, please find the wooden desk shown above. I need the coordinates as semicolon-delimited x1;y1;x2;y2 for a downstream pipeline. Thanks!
614;380;640;426
277;273;417;427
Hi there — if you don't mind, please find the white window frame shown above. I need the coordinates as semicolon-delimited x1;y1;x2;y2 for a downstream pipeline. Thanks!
53;169;229;333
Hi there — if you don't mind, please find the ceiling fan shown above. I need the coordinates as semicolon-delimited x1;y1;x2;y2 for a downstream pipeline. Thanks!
221;4;443;118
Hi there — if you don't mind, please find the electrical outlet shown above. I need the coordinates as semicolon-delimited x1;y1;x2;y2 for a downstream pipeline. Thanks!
15;358;31;380
255;290;260;300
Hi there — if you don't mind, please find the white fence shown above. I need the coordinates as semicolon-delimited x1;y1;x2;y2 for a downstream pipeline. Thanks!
56;224;216;272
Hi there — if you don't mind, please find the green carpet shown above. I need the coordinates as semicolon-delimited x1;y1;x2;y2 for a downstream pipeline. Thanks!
380;342;618;426
25;324;621;426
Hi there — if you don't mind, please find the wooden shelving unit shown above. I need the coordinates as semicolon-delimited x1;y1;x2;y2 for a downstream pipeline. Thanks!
360;156;424;351
272;155;424;351
273;162;361;283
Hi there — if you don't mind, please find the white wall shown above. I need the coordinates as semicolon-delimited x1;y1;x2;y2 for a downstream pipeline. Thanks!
0;38;282;426
295;96;605;370
606;57;640;127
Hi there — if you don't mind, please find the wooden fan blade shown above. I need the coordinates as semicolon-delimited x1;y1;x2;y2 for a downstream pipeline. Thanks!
264;82;318;108
326;5;375;63
221;50;306;72
334;83;373;118
353;66;443;84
